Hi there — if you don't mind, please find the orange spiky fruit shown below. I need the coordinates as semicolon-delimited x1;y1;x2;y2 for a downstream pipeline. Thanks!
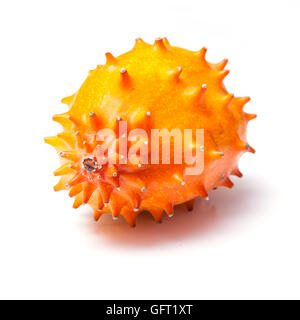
45;38;256;227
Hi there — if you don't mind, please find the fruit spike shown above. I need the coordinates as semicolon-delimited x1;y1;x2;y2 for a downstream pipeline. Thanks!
45;38;256;227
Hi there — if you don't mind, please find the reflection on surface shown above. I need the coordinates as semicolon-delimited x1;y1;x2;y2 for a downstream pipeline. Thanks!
80;177;266;247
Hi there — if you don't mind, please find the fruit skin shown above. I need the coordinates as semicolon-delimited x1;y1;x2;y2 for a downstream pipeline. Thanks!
45;38;256;227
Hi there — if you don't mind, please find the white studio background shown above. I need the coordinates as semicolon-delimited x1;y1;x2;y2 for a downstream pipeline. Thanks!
0;0;299;300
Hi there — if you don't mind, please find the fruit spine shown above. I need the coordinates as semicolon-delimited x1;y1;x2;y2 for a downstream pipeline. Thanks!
45;38;256;227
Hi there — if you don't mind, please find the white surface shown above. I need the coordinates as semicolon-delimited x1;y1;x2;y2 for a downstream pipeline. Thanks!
0;0;299;300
